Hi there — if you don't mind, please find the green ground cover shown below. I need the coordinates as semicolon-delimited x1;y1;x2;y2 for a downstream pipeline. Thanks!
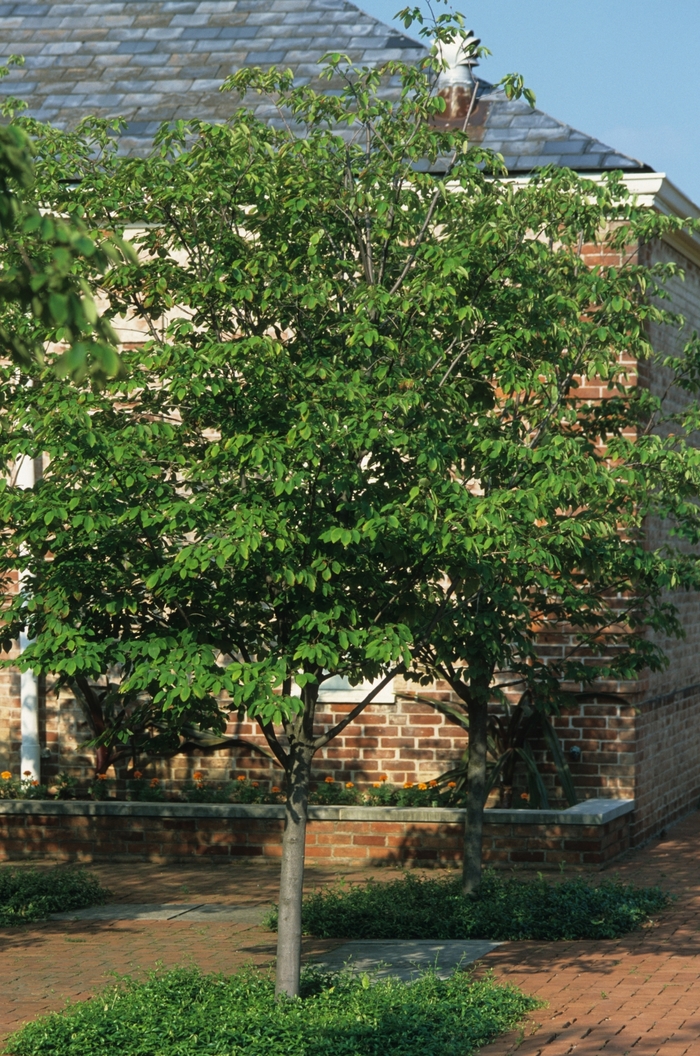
0;867;107;926
6;966;540;1056
266;872;669;942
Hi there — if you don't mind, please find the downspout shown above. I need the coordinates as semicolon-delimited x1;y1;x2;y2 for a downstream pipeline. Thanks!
16;455;40;781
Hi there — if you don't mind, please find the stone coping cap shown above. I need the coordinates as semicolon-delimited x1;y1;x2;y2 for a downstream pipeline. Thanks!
0;796;633;825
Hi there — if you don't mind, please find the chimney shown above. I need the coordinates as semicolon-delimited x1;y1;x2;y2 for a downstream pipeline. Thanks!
435;31;480;127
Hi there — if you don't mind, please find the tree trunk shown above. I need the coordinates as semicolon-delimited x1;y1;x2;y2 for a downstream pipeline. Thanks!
463;687;489;896
95;745;110;775
275;742;313;998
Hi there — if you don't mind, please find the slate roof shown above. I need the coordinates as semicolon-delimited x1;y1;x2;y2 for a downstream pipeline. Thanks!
0;0;651;172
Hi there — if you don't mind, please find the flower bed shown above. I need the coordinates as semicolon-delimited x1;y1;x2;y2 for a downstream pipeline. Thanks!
0;770;467;807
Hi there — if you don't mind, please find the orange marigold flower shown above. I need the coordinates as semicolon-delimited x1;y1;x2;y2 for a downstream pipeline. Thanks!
379;774;388;782
428;780;438;788
373;782;381;788
403;782;413;789
252;781;259;788
521;792;530;801
345;781;354;789
133;770;143;780
324;776;335;784
150;778;159;788
31;779;39;786
97;774;108;780
236;775;246;782
23;770;32;777
447;781;457;789
271;786;281;794
192;771;203;781
418;782;427;791
1;771;11;780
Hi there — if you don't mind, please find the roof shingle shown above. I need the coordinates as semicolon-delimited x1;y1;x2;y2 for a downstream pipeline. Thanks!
0;0;650;173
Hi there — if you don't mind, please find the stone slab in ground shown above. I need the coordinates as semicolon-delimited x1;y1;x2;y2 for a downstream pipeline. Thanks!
50;903;268;923
309;939;500;981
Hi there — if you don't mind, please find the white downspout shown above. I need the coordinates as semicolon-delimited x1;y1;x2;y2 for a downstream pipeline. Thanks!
17;456;40;781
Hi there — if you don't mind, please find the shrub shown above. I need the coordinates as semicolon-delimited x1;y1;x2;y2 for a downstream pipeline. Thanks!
0;867;108;926
127;776;166;802
267;871;670;942
309;778;363;805
6;966;540;1056
53;773;78;800
181;779;235;803
88;775;110;801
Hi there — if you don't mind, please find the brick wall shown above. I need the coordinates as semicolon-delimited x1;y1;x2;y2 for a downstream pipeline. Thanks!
482;812;630;870
0;678;635;810
1;674;472;793
628;240;700;840
632;682;700;845
638;239;700;700
506;696;636;809
0;802;631;871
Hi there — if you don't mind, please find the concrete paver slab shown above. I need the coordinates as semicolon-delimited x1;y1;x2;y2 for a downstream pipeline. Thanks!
50;903;202;922
50;903;269;924
310;939;500;980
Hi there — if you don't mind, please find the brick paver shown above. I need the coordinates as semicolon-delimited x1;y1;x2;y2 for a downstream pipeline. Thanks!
478;810;700;1055
1;815;700;1053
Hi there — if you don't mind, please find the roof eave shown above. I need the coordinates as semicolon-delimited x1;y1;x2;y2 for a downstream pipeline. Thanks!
501;170;700;268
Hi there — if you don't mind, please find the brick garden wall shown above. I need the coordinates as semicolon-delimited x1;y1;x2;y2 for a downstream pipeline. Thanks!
0;801;632;871
1;667;697;853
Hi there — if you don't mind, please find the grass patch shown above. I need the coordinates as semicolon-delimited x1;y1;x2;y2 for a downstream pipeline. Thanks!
6;965;539;1056
265;872;670;942
0;867;107;926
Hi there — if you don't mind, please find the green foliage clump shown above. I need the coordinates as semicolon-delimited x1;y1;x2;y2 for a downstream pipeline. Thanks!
0;867;107;926
267;871;669;942
182;776;276;803
127;776;166;802
309;778;363;805
310;778;464;807
0;773;49;800
53;773;78;800
6;966;539;1056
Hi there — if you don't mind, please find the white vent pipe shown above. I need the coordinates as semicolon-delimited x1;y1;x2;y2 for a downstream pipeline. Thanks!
16;456;40;782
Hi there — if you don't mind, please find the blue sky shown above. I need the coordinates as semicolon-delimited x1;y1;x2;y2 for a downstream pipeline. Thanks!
360;1;700;205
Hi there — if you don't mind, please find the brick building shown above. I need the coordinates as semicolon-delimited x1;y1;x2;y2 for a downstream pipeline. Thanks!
1;0;700;850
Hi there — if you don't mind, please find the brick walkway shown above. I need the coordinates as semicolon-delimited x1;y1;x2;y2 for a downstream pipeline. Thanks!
479;811;700;1055
0;859;392;1044
1;814;700;1053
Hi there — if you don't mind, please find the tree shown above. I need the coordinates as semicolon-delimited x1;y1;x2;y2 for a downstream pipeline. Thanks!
0;57;131;380
399;171;700;892
2;10;700;998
